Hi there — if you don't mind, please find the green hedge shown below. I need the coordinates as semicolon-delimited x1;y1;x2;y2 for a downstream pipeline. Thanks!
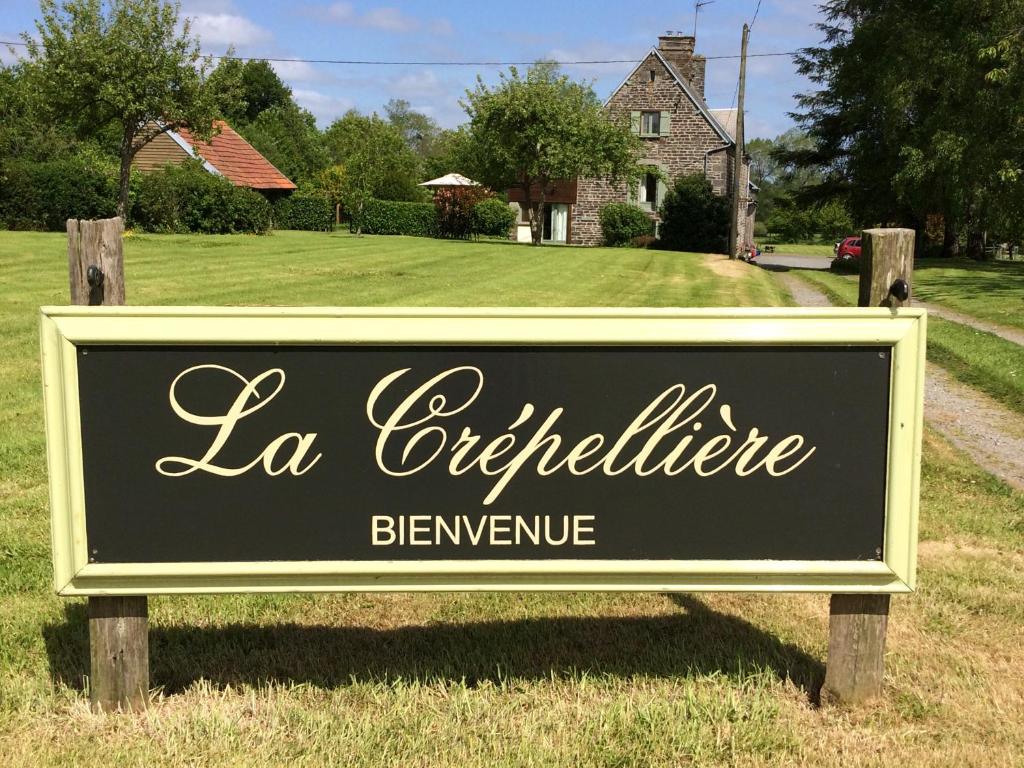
0;157;118;231
471;197;517;237
352;198;437;237
130;162;272;234
273;193;333;231
599;202;654;246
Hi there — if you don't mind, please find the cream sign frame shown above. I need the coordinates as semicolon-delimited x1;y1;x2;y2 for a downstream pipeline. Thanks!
40;306;926;597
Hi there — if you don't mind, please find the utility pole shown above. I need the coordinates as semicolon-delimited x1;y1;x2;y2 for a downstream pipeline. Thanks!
729;23;749;259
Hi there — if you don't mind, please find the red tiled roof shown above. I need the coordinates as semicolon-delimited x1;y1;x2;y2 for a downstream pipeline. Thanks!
176;120;297;190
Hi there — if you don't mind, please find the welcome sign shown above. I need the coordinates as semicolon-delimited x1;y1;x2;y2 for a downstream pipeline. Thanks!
40;307;925;595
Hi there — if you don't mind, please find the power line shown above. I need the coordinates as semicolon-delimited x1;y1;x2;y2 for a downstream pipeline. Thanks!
750;0;764;28
0;39;798;66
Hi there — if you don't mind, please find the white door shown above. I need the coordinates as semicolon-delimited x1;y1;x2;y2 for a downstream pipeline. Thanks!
550;204;568;243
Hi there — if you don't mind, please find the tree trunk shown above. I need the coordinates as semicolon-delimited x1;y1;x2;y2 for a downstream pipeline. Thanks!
117;123;135;219
941;216;959;259
966;229;984;260
531;184;547;246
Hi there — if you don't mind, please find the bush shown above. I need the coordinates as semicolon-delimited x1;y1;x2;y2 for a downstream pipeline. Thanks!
434;186;491;239
0;156;118;230
471;197;517;238
631;234;657;248
351;198;437;237
658;174;730;253
274;193;333;231
599;202;654;246
131;162;272;234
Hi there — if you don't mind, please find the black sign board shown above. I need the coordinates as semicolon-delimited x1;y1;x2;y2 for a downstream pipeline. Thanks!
41;308;925;594
74;344;891;563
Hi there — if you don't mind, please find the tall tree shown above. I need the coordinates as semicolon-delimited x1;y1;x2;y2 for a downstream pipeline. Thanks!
462;62;640;245
789;0;1024;257
324;110;424;204
384;98;440;159
24;0;220;217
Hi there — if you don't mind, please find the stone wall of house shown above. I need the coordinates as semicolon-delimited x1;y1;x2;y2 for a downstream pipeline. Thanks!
572;50;732;246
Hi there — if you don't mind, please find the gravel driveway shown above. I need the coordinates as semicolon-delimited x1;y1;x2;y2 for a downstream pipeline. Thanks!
776;273;1024;491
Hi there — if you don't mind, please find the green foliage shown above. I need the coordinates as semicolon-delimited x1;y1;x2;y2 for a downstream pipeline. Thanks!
470;197;517;238
351;198;437;237
791;0;1024;254
599;202;654;247
765;198;853;243
273;193;333;232
235;104;328;186
131;162;271;234
658;174;730;253
324;111;424;203
385;98;441;160
434;186;491;239
462;62;641;244
0;154;118;230
24;0;221;215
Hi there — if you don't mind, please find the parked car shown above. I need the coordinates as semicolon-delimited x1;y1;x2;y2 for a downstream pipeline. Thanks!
834;236;861;261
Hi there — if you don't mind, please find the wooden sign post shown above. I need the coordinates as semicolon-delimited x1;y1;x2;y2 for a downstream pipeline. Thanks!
822;227;915;706
67;216;149;713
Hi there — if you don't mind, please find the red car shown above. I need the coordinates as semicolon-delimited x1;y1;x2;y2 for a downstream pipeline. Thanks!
834;236;862;261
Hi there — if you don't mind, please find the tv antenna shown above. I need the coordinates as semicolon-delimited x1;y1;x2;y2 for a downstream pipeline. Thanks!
694;0;715;37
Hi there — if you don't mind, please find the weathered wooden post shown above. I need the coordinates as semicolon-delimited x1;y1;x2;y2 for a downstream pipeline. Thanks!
67;216;149;713
821;227;914;706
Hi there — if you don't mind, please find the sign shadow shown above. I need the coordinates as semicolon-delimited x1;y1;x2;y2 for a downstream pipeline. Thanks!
44;596;825;703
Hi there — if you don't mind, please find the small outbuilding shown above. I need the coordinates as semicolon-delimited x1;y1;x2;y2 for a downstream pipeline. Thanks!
132;120;297;198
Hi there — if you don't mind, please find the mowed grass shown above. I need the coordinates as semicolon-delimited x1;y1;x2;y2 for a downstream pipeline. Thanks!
765;242;835;257
914;258;1024;332
792;268;1024;419
1;230;1022;766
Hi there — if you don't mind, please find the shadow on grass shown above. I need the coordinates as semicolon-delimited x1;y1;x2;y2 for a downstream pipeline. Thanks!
44;595;824;701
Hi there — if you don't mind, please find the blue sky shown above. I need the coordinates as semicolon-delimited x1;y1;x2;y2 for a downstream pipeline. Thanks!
2;0;827;140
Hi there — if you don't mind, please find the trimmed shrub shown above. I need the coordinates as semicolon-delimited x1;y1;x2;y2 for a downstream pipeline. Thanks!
274;193;333;231
434;186;491;239
352;198;437;237
600;202;654;246
0;157;118;230
658;174;730;253
471;197;517;238
131;162;272;234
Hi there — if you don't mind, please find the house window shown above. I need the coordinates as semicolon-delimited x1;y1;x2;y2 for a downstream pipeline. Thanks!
640;111;661;136
639;172;659;210
649;69;656;82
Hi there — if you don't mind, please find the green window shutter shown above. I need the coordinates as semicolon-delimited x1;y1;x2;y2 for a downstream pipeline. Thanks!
659;111;671;136
630;111;641;135
656;177;668;209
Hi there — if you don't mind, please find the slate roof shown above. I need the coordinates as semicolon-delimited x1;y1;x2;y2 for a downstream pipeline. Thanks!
174;121;296;191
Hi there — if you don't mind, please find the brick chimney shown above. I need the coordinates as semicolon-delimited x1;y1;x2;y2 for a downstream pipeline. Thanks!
657;34;706;98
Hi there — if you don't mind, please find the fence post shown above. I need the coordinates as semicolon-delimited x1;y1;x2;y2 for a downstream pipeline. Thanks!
67;216;149;712
821;227;914;706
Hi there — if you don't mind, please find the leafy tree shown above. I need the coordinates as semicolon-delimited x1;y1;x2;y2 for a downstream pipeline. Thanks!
658;174;730;253
462;62;640;245
24;0;220;217
237;103;328;185
384;98;440;159
789;0;1024;258
421;127;477;180
323;110;425;217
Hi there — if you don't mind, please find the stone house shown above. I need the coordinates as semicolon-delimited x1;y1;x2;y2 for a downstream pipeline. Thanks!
509;34;756;249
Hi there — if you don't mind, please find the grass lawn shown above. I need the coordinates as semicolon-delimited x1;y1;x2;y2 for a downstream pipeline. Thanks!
764;243;835;257
2;230;1022;766
913;258;1024;332
793;268;1024;419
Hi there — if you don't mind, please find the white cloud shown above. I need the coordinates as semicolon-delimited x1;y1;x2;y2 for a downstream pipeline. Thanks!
393;69;446;99
322;3;449;34
293;88;355;124
187;13;273;47
271;59;332;83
